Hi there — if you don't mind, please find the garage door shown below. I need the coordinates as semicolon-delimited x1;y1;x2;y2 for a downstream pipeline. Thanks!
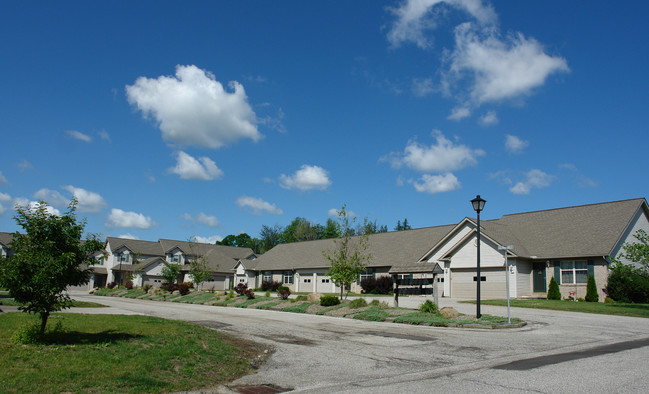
451;268;506;299
300;276;314;292
203;275;227;291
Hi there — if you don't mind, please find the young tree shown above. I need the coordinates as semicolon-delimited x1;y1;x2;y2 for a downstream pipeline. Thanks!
547;277;561;300
617;229;649;271
0;199;104;334
161;262;181;285
187;237;212;290
323;205;372;300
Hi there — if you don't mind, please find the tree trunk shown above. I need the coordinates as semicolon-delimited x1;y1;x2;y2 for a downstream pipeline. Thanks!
40;311;49;334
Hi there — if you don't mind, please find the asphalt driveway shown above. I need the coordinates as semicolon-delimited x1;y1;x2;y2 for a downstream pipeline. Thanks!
65;293;649;393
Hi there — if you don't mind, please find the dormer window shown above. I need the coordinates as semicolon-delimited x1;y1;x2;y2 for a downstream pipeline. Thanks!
116;253;129;263
168;253;180;263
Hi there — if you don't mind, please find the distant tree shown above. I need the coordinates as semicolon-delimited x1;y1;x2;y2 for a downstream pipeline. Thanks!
0;199;104;334
378;225;388;233
217;234;237;247
323;205;372;300
259;224;283;253
322;218;341;239
294;219;319;242
395;218;411;231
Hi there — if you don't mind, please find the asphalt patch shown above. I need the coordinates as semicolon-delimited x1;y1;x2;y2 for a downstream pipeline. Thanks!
493;337;649;370
357;330;436;342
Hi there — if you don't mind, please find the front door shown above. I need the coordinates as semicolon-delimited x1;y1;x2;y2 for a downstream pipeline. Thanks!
532;262;546;293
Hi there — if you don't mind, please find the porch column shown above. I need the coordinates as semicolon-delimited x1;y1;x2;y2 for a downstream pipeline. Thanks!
313;272;317;292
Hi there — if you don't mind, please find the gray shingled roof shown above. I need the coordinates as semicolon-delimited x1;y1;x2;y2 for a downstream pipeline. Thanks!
249;224;456;272
107;237;164;256
0;232;14;248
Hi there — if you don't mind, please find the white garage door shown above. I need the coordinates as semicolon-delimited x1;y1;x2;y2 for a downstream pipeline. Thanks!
451;268;506;299
300;276;314;292
203;275;227;291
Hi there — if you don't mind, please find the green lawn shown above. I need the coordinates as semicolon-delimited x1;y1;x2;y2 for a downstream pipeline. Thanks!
0;313;260;393
0;294;106;308
465;299;649;318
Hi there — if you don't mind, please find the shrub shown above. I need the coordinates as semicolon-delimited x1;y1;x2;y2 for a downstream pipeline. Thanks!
125;281;134;290
369;299;380;307
349;298;368;309
142;284;152;293
183;282;194;289
547;277;561;300
234;282;248;295
106;282;117;289
295;295;307;302
261;280;283;292
360;277;376;293
243;289;255;299
605;296;616;303
163;283;178;293
585;275;599;302
607;263;649;303
278;288;291;300
320;295;340;306
375;276;393;294
265;290;271;297
177;283;190;296
419;299;438;314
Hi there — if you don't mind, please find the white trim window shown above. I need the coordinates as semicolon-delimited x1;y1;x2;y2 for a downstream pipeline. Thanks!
116;253;129;263
262;272;273;283
561;260;588;284
283;271;294;284
168;253;180;263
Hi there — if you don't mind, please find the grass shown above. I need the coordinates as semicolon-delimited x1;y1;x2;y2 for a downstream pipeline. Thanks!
316;302;349;315
394;312;521;327
353;306;392;322
0;313;260;393
235;296;274;308
173;292;219;304
256;300;285;310
466;299;649;318
280;302;314;313
0;295;106;308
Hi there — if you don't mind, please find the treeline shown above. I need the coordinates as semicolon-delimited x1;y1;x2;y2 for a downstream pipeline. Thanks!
217;217;411;254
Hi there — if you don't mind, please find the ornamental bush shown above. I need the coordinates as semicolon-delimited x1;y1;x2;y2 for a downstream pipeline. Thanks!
360;277;376;293
606;263;649;303
106;282;117;289
547;277;561;300
234;282;248;295
585;275;599;302
375;276;393;294
177;283;190;296
261;281;282;291
320;295;340;307
419;299;438;314
277;288;291;300
349;298;368;309
243;289;255;299
125;281;134;290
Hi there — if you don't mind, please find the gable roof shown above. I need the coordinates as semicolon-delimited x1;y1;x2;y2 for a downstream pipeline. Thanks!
106;237;164;256
0;232;13;248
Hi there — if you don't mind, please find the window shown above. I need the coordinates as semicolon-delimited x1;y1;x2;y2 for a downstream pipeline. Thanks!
116;253;129;263
322;279;330;283
561;260;588;284
304;278;311;283
283;271;294;284
359;268;375;282
473;276;486;282
168;254;180;263
262;272;273;282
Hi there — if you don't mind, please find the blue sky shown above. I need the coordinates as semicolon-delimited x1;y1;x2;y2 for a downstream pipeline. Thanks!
1;0;647;244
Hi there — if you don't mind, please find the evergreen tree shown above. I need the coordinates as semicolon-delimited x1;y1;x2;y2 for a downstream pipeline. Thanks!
585;274;599;302
547;277;561;300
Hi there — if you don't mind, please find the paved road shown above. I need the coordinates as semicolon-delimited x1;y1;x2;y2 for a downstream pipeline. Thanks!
68;293;649;393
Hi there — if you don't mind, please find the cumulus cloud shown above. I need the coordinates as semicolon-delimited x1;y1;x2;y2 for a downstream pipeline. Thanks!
445;23;569;105
387;0;497;49
236;196;283;215
448;107;471;120
107;209;154;229
182;212;219;227
279;165;332;191
16;201;61;216
33;188;68;207
413;173;461;194
62;186;107;213
411;78;435;97
505;134;529;154
169;151;223;181
509;169;554;195
386;131;484;173
194;235;223;244
65;130;92;143
126;65;261;148
328;208;356;218
478;111;498;126
118;233;139;240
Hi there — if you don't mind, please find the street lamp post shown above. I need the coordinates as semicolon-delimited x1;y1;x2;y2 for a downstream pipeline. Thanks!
498;245;513;324
471;195;486;319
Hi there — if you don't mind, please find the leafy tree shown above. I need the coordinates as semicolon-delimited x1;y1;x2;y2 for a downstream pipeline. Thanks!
187;237;212;290
607;229;649;303
0;199;104;334
617;229;649;271
322;218;341;239
259;224;283;253
161;262;181;285
585;274;599;302
323;205;372;300
547;277;561;300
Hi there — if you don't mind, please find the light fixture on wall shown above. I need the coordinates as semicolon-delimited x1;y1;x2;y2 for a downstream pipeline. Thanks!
471;194;486;319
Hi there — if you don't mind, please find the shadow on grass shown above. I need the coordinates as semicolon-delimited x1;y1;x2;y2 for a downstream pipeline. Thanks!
41;330;143;345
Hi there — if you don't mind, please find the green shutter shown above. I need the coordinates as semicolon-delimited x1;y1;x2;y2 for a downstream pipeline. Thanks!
409;274;413;280
372;268;376;279
554;261;561;285
587;259;595;277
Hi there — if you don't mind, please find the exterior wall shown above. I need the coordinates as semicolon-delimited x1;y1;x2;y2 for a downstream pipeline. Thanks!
515;260;532;297
450;268;507;299
166;248;185;265
547;257;608;301
612;207;649;269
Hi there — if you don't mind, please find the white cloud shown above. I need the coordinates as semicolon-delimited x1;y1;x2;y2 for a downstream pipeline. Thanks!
65;130;92;143
118;233;139;240
98;130;111;143
194;235;223;244
126;64;261;148
505;134;529;154
20;201;61;216
236;196;283;215
33;188;68;207
387;0;497;48
411;78;435;97
448;106;471;120
446;23;569;105
413;173;460;194
182;212;219;227
279;165;332;191
509;169;554;194
0;192;11;215
107;209;154;229
0;170;6;184
328;208;356;218
17;160;33;171
387;131;485;172
478;110;498;126
169;151;223;181
62;186;107;213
